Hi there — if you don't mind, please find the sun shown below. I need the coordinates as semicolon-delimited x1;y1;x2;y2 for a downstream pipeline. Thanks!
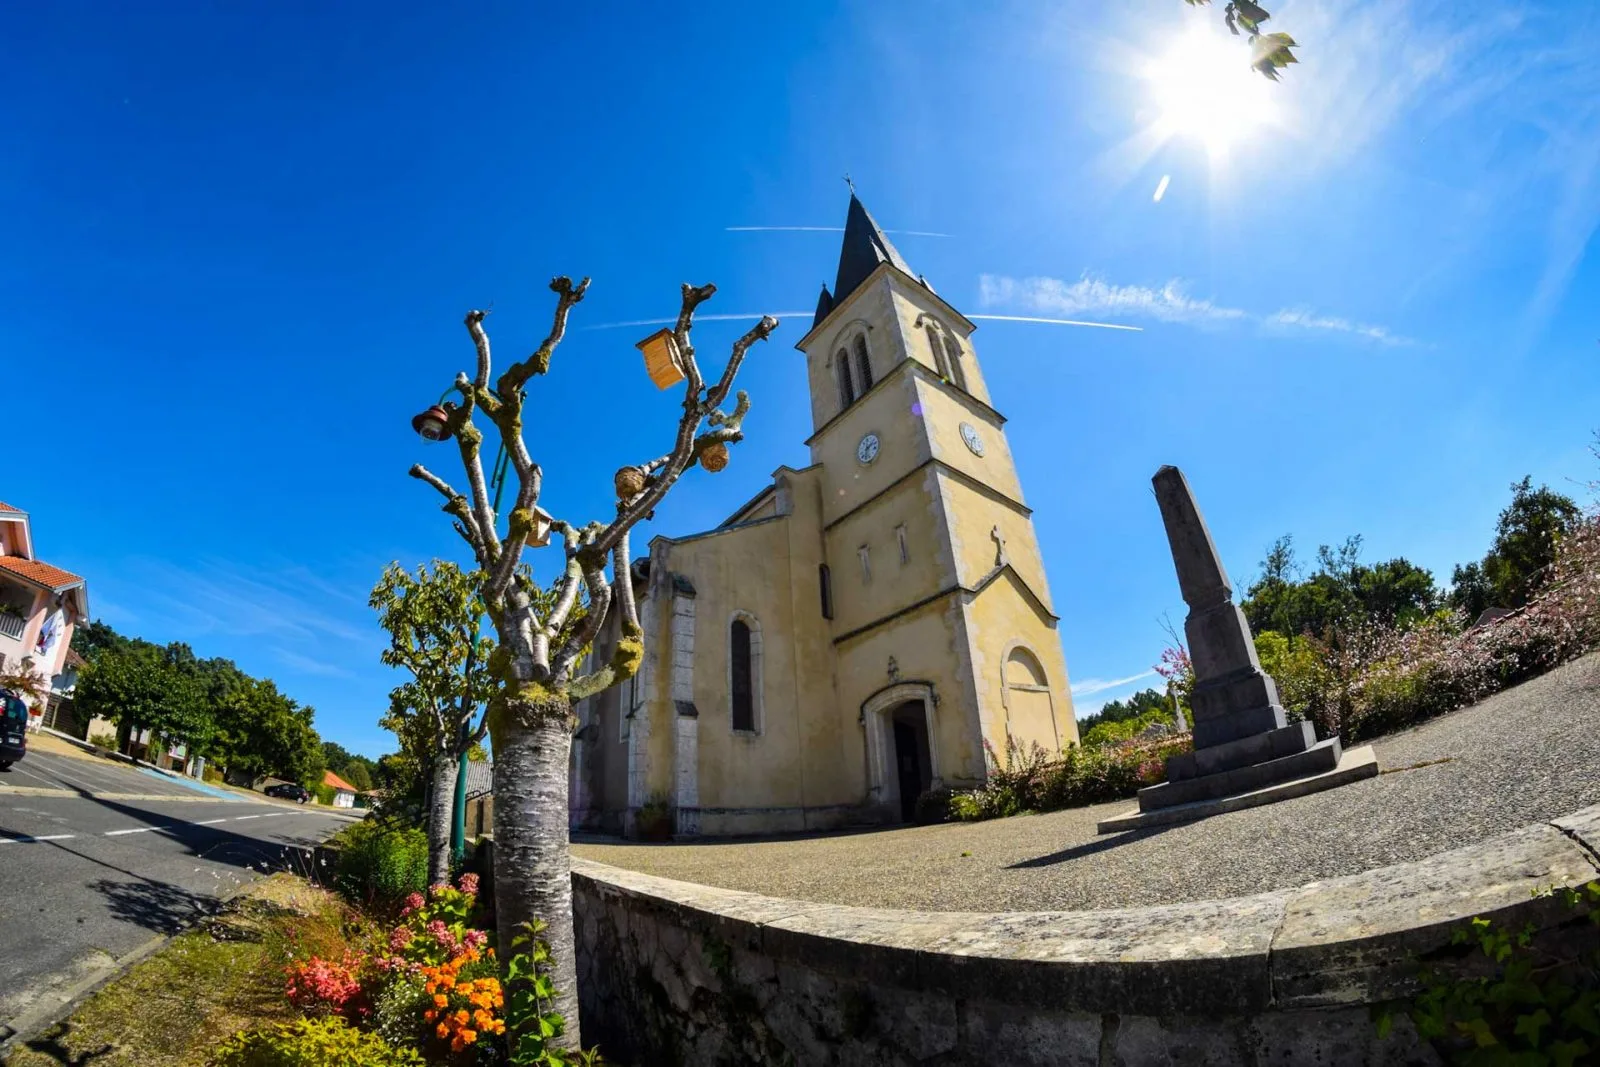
1143;28;1279;158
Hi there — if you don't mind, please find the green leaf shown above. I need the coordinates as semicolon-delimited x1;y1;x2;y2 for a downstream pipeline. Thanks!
1456;1016;1499;1048
1550;1040;1591;1067
1514;1009;1552;1046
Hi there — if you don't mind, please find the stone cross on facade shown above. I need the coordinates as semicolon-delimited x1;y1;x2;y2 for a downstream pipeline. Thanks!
991;525;1008;568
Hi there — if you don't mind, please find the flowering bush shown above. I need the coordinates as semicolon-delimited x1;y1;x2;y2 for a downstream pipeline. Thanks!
1286;513;1600;743
285;953;367;1020
420;946;505;1056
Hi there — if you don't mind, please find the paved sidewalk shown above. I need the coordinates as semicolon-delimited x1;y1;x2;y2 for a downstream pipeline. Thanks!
574;651;1600;913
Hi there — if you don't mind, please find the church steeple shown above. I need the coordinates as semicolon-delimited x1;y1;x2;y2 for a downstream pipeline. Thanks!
813;194;916;330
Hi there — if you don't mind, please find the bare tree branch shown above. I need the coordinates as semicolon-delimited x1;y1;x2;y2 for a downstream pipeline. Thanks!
411;463;487;561
499;276;590;395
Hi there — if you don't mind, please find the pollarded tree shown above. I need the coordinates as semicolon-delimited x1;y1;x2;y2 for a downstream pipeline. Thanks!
370;559;497;884
408;277;774;1048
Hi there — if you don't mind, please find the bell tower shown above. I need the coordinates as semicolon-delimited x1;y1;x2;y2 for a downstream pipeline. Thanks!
794;194;1077;790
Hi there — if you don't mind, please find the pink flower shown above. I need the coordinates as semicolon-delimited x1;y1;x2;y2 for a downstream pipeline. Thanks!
463;929;488;951
401;892;426;917
388;926;412;952
457;872;480;897
429;882;450;899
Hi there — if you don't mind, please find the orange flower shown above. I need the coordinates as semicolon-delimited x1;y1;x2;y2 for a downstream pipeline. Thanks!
433;994;449;1008
435;1023;449;1039
461;1029;477;1044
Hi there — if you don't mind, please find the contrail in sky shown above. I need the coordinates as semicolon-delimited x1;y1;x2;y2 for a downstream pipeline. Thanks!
968;314;1143;332
581;313;811;331
585;312;1140;332
726;226;952;237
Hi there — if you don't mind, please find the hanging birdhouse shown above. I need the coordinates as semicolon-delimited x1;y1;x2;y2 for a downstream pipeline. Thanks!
635;328;685;390
700;442;729;473
615;466;648;499
528;507;553;548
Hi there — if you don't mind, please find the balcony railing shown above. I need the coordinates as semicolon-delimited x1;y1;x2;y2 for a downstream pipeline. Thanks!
0;613;24;640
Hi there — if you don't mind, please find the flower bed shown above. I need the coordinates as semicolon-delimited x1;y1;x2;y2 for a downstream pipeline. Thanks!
948;733;1194;822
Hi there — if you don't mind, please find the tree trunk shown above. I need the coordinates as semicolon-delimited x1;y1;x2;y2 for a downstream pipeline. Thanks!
427;756;458;886
492;700;580;1049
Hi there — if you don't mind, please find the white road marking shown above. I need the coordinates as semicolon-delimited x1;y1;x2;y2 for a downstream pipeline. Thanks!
233;815;260;821
0;833;76;844
104;825;180;836
197;818;229;825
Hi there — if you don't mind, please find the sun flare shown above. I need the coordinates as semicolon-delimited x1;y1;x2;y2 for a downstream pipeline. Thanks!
1144;29;1278;157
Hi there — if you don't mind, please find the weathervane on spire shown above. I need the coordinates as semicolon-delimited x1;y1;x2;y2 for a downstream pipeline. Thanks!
843;172;855;196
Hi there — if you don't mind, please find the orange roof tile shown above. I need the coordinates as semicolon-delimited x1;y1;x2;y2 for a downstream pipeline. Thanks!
323;769;358;793
0;503;20;514
0;556;83;590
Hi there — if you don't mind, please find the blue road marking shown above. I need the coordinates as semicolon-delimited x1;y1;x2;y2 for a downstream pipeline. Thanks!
137;766;242;802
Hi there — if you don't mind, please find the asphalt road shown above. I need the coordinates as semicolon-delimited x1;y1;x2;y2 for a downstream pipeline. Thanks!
0;748;354;1036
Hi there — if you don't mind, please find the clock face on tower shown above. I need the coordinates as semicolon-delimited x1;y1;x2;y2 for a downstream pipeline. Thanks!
856;433;880;465
960;422;985;457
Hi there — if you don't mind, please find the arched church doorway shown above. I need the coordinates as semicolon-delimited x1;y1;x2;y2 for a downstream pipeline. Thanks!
890;701;931;822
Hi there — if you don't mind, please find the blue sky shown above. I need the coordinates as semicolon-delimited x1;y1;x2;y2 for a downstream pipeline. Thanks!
4;2;1596;756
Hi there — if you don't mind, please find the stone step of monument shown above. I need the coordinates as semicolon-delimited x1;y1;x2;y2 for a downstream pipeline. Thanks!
1096;744;1379;834
1138;737;1344;812
1166;720;1319;782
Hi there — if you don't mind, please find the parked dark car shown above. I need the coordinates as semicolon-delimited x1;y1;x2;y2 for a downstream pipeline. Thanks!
0;688;28;770
264;782;311;803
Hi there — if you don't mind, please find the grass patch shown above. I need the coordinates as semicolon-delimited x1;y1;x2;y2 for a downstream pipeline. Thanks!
7;875;356;1067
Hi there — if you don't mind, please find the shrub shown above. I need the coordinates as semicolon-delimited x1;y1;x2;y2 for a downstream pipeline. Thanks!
284;953;365;1019
634;794;673;842
333;822;429;908
88;731;117;750
203;763;226;784
311;782;337;806
912;788;954;825
950;733;1193;822
211;1015;424;1067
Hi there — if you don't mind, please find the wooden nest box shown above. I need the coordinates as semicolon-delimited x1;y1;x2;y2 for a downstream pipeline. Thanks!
636;328;685;390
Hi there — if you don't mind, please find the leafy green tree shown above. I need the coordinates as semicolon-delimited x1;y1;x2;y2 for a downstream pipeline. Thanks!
1243;535;1440;638
339;760;374;792
1450;476;1582;616
1078;688;1170;734
371;559;497;884
69;619;128;663
75;642;210;754
209;677;323;785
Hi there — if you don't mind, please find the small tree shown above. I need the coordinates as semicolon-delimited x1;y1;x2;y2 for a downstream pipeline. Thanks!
371;560;497;884
408;277;774;1047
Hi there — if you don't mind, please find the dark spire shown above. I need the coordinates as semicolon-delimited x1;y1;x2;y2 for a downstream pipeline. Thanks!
832;195;913;308
812;283;835;330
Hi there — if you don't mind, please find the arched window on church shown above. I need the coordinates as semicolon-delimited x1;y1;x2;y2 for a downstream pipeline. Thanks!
943;333;968;392
730;613;762;733
835;349;856;410
925;324;951;380
853;334;873;392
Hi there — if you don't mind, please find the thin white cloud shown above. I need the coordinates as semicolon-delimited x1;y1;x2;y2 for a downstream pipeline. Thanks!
727;226;951;237
580;312;811;332
980;273;1247;325
274;648;356;679
1070;669;1157;698
982;273;1414;345
1265;309;1414;347
968;314;1142;332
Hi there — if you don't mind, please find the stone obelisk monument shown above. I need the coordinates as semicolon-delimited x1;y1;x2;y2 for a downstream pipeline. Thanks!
1097;466;1377;833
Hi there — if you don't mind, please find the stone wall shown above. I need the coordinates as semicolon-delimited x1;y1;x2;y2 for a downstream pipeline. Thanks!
570;803;1600;1066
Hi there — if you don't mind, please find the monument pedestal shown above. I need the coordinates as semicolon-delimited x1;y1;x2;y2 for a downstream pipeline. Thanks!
1095;466;1380;836
1096;745;1379;833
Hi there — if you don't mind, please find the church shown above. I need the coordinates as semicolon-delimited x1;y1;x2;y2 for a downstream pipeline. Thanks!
570;195;1078;838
